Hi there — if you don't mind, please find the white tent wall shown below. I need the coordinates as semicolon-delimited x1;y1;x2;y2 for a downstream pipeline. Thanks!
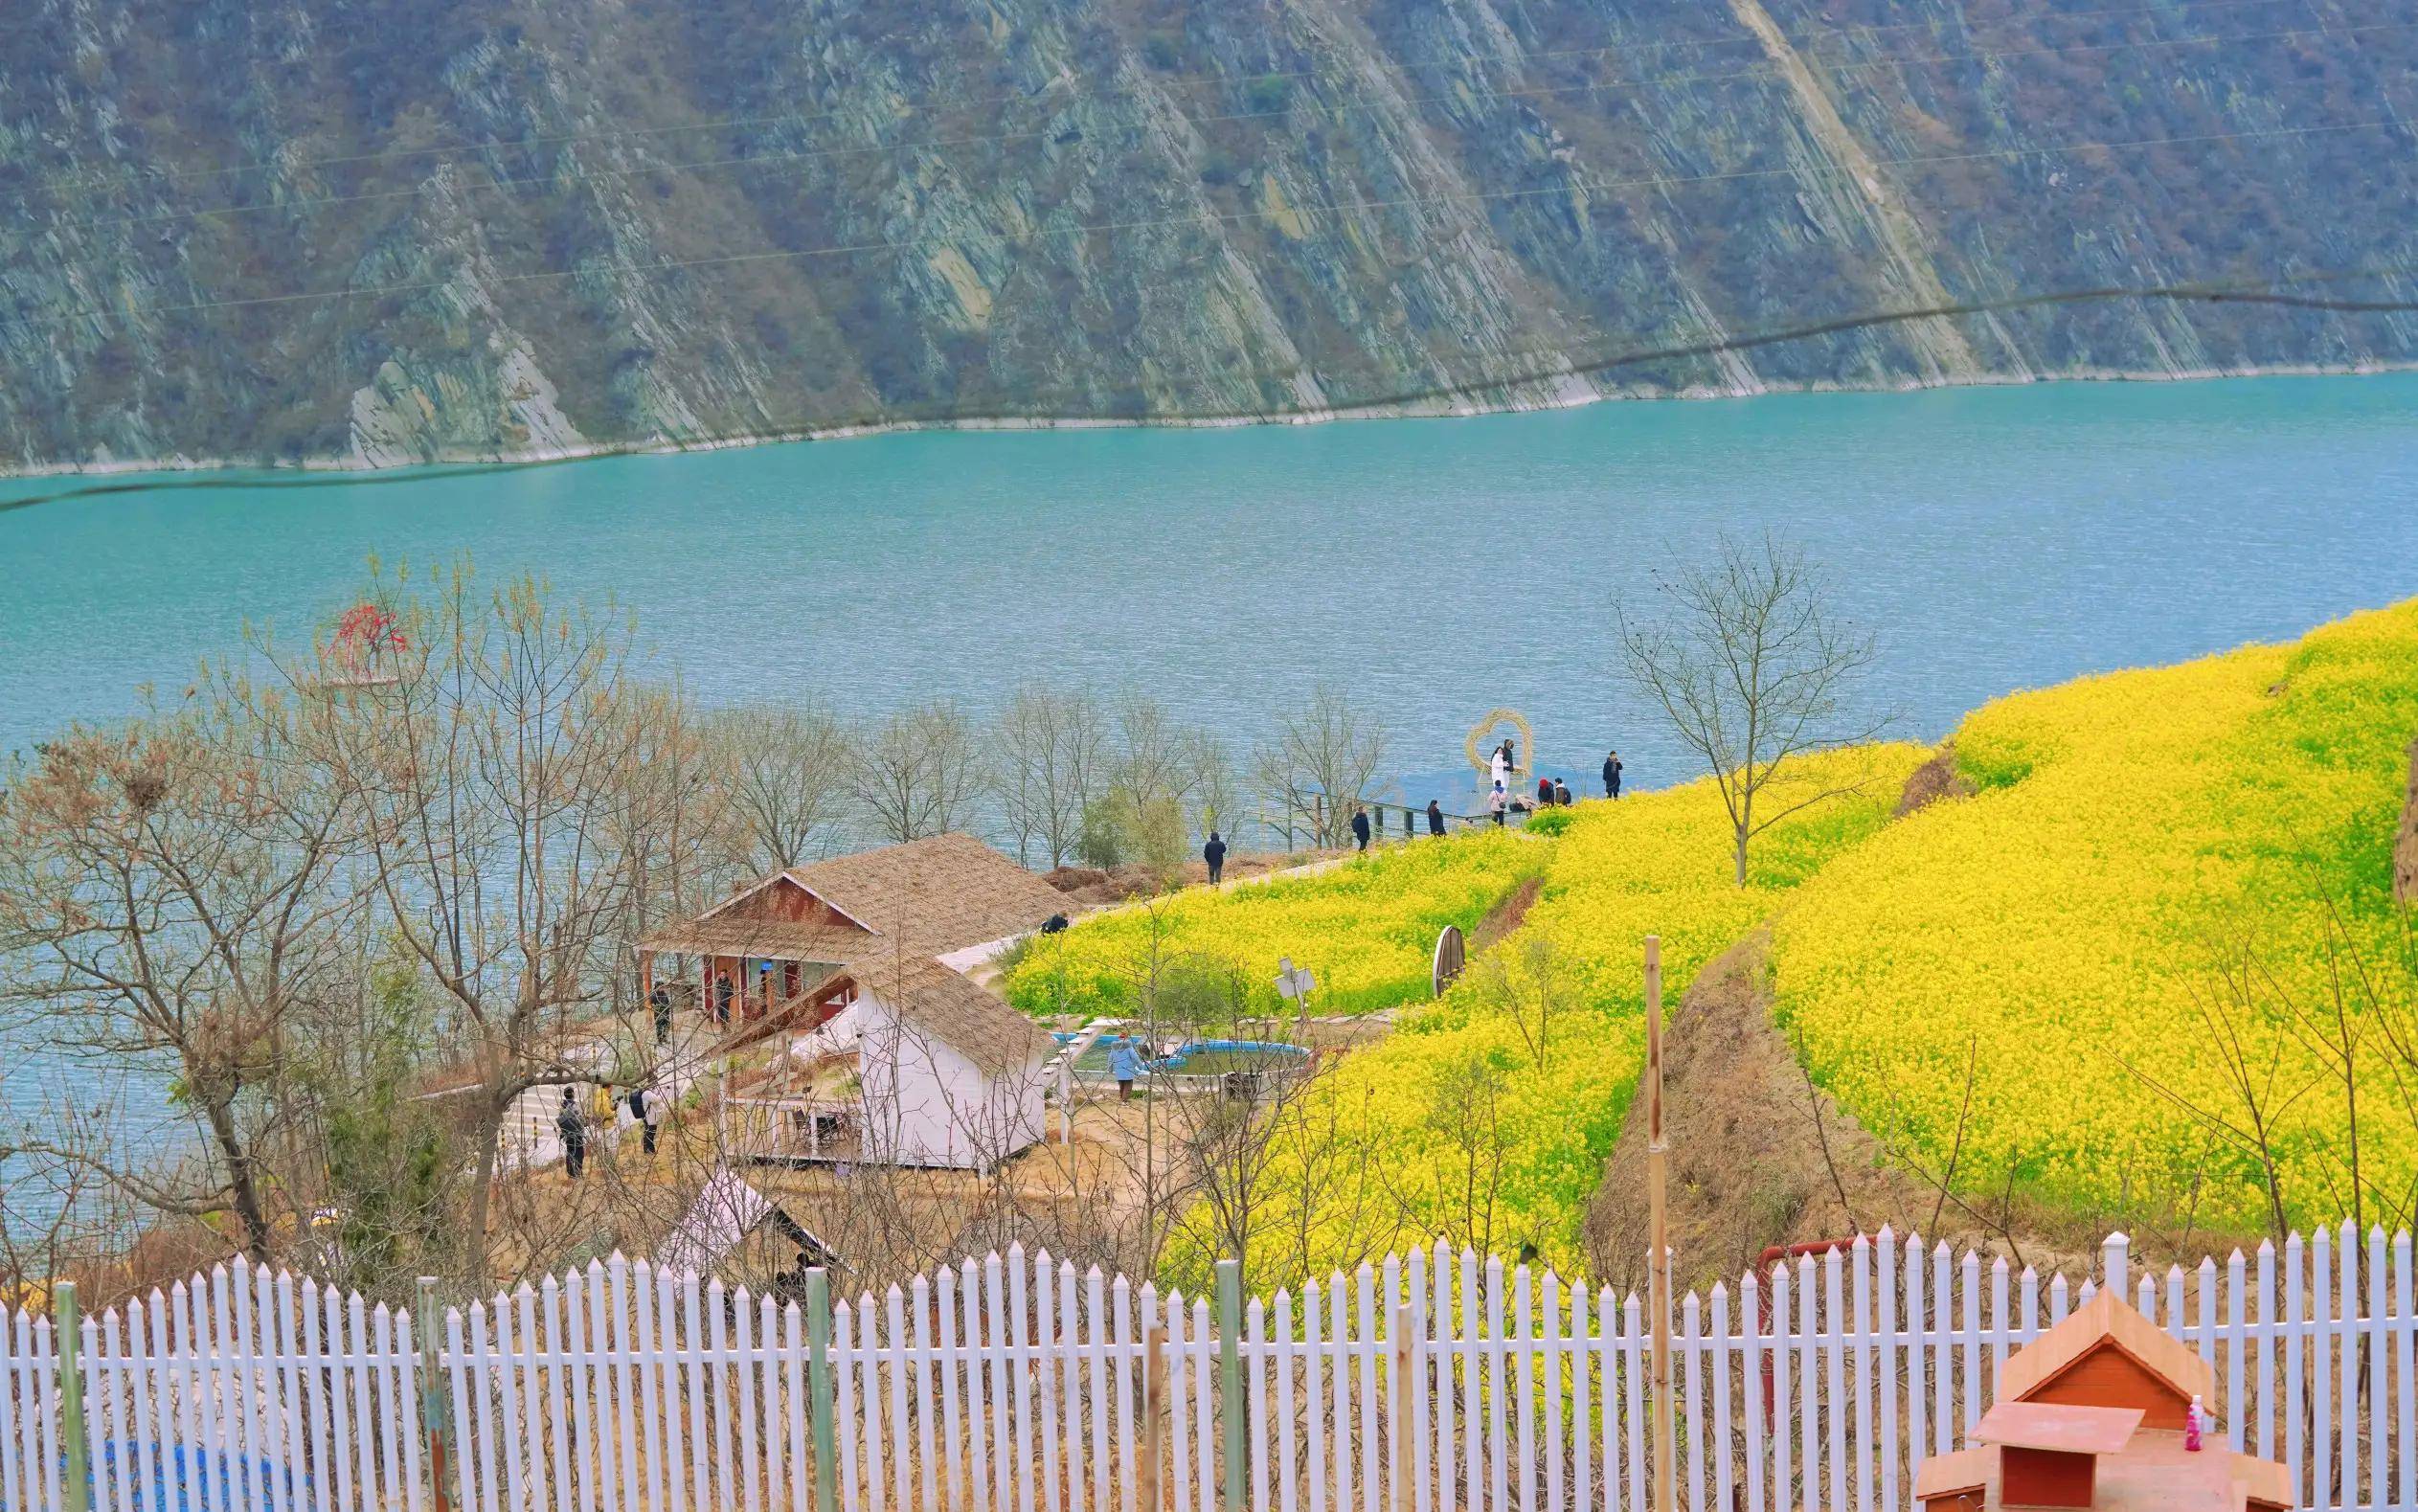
855;994;1047;1172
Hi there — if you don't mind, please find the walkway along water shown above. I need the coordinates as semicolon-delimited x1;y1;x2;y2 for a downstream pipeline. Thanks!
3;1226;2413;1512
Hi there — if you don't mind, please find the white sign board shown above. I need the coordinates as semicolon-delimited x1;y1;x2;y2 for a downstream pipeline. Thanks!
1275;957;1318;1001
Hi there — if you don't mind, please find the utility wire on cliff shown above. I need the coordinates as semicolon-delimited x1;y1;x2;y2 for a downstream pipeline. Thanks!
10;0;2315;200
4;264;2414;515
39;13;2418;237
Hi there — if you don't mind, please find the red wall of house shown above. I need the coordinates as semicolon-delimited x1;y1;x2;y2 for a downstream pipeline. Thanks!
726;876;852;928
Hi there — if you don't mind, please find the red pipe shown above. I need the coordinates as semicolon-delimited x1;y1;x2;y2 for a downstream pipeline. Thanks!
1757;1237;1860;1418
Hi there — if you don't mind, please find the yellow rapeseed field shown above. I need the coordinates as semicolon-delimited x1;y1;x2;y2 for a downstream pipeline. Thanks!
1002;827;1546;1020
1174;743;1927;1287
1774;599;2418;1230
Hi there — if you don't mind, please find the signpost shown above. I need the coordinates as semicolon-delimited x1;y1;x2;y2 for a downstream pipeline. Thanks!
1275;957;1317;1032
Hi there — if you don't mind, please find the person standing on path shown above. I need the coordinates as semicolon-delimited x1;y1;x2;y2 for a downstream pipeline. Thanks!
1490;741;1511;791
649;982;672;1046
1351;806;1371;852
1204;830;1227;885
713;973;734;1025
1603;750;1623;799
1426;799;1445;837
1489;783;1507;826
557;1088;587;1181
629;1086;666;1156
1107;1035;1145;1102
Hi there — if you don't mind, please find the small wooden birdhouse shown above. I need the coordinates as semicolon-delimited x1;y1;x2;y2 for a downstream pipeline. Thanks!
1913;1288;2291;1512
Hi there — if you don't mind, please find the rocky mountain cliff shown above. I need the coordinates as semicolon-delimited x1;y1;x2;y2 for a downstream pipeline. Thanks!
4;0;2415;469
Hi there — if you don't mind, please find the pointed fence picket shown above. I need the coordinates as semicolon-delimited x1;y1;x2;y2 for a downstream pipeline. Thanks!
6;1228;2418;1510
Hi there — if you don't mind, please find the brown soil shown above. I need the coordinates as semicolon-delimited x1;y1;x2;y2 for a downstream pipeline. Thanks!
1583;932;1939;1295
1894;742;1975;817
1470;875;1544;952
2395;735;2417;905
1577;932;2255;1298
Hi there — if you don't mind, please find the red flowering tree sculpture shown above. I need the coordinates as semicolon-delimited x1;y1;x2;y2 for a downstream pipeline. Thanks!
323;601;409;685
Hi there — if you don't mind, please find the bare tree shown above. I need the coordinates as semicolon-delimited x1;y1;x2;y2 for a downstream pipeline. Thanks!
289;560;682;1287
1254;685;1390;849
1619;532;1885;887
1111;692;1201;815
1405;1050;1513;1258
1187;732;1240;846
709;699;848;872
0;675;364;1260
851;700;991;843
995;685;1109;868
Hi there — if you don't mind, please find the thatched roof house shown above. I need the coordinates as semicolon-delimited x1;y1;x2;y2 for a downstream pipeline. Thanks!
641;834;1061;1171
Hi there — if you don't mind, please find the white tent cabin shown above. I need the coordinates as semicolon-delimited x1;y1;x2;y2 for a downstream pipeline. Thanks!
722;955;1051;1174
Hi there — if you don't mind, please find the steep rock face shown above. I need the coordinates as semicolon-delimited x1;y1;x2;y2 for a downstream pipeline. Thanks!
3;0;2415;468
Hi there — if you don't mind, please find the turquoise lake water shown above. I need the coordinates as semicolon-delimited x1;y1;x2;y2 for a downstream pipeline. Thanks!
2;372;2416;1183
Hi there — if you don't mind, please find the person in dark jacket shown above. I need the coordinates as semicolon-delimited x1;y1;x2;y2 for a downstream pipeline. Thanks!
1351;807;1371;851
1602;750;1623;799
1204;830;1228;885
556;1088;587;1181
1425;799;1445;837
1537;776;1555;806
626;1087;655;1156
649;982;673;1046
712;973;734;1024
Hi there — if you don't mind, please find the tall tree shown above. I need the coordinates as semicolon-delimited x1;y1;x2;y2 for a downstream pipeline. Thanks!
1254;685;1390;848
0;675;364;1260
709;700;847;873
1619;532;1885;887
995;686;1109;868
850;700;991;843
292;560;681;1286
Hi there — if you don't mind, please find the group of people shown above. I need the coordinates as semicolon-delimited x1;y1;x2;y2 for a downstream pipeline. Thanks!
1190;740;1631;861
554;1079;671;1180
1479;744;1624;824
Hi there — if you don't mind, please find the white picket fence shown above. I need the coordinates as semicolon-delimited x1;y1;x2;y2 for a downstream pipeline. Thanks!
5;1225;2418;1512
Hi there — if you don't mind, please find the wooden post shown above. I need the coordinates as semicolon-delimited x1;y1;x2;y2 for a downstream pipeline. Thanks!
416;1276;455;1512
1644;936;1676;1512
55;1281;91;1512
1141;1324;1168;1512
1217;1259;1245;1512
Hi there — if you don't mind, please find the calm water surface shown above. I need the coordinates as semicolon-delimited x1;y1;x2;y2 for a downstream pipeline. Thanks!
2;372;2415;1173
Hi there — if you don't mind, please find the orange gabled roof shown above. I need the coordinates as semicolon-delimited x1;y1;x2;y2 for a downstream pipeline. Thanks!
1997;1287;2214;1409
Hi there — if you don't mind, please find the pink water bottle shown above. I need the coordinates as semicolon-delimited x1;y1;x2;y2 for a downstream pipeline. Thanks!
2185;1394;2204;1452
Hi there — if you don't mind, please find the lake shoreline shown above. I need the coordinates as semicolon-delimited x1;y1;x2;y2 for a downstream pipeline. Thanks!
6;357;2410;483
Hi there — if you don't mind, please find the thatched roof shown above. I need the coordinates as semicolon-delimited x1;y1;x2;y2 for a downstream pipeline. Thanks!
749;833;1067;959
861;957;1050;1078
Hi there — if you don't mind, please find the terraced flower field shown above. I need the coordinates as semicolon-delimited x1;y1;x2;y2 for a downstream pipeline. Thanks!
1165;743;1926;1284
1003;827;1546;1021
1774;599;2418;1231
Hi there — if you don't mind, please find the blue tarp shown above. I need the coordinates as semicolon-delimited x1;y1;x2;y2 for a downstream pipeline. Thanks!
2;1443;313;1512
